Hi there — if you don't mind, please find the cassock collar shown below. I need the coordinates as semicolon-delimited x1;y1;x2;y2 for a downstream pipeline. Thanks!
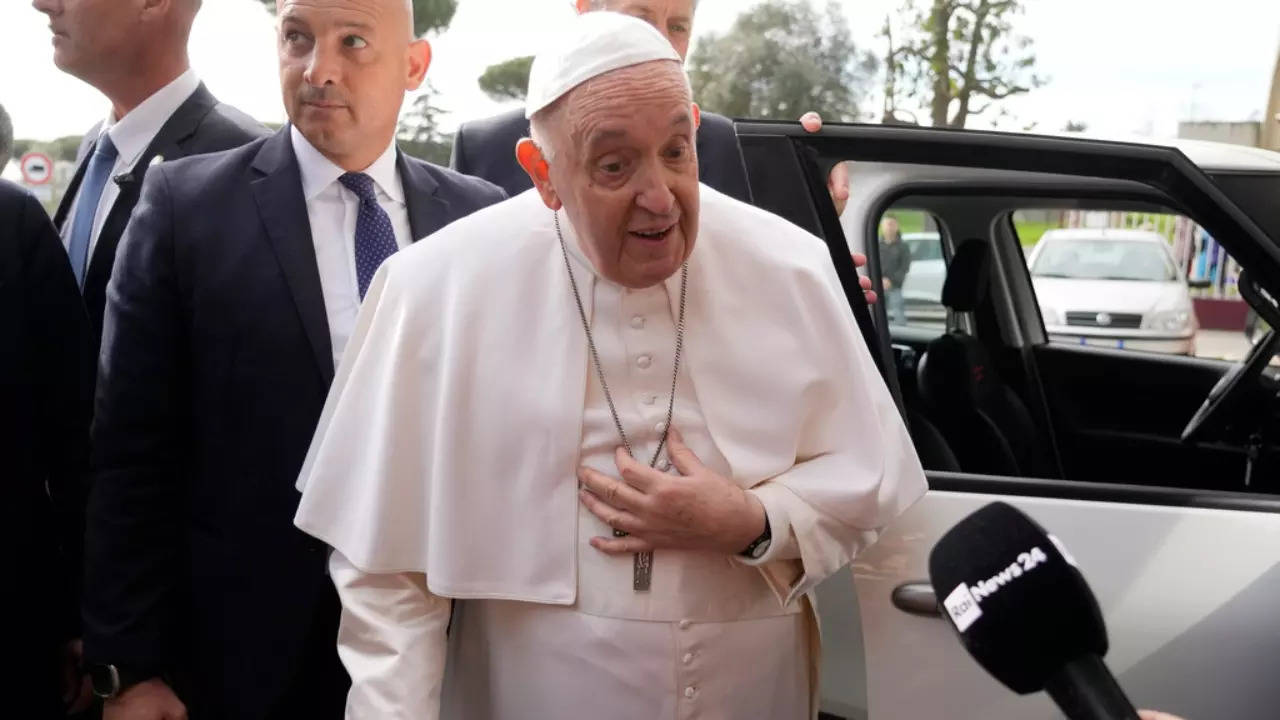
291;125;403;205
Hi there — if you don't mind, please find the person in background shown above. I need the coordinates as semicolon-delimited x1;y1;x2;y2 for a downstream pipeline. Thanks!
33;0;266;351
78;0;504;717
1;101;95;717
879;215;911;325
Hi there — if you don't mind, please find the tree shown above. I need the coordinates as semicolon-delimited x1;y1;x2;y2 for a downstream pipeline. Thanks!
1063;120;1088;132
478;56;534;102
397;85;453;166
886;0;1045;128
687;0;876;122
256;0;457;38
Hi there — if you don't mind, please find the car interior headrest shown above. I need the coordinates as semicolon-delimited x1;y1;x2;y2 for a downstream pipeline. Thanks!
941;239;992;312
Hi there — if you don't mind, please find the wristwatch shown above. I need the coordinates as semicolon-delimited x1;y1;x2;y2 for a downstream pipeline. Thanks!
89;663;155;700
739;514;773;560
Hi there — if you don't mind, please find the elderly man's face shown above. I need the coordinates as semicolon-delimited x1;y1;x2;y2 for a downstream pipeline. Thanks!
33;0;141;79
277;0;429;170
545;61;698;289
589;0;696;61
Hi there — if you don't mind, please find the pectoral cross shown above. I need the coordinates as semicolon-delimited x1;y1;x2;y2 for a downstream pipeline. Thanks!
614;527;653;591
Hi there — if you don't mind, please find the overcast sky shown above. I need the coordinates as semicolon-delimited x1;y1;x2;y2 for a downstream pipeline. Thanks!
2;0;1277;146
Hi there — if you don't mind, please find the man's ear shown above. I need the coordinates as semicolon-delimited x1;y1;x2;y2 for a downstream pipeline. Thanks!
406;38;432;91
516;138;561;210
574;0;591;14
692;102;701;130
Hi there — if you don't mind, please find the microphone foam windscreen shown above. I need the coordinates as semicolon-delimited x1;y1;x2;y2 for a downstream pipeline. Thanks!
927;501;1108;694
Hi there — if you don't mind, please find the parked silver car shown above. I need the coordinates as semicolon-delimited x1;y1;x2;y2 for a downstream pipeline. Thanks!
1026;228;1206;355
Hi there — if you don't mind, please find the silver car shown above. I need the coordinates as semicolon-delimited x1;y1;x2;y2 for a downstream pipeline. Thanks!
1026;228;1205;355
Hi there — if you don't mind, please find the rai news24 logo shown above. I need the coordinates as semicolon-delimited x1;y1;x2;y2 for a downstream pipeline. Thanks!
942;534;1077;633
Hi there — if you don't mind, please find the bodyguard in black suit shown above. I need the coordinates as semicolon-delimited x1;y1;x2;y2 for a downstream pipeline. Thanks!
0;180;94;719
452;105;754;203
52;84;267;353
80;0;505;717
35;0;266;354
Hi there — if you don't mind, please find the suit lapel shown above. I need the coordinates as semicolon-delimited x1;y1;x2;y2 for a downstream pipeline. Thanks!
85;84;220;286
396;150;449;242
251;128;335;386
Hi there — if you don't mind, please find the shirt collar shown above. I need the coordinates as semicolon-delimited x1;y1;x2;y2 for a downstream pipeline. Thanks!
104;68;200;171
290;125;403;205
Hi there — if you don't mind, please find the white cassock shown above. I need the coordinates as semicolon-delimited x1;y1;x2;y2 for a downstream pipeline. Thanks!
294;185;929;719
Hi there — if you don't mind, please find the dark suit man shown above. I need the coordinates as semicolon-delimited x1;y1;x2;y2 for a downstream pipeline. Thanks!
80;0;506;718
35;0;267;357
452;104;754;203
52;85;266;353
0;179;94;718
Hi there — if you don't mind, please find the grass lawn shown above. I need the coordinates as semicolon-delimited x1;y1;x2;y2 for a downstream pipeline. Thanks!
1012;220;1057;247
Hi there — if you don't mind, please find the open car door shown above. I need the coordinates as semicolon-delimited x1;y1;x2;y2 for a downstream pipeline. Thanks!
735;123;1280;720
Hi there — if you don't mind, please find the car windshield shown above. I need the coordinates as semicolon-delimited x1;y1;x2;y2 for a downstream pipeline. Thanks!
1031;239;1177;282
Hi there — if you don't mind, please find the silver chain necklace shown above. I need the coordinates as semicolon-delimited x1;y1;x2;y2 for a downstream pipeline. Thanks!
555;211;687;592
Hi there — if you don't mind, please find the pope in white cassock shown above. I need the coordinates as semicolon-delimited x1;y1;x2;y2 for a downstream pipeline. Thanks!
294;11;928;720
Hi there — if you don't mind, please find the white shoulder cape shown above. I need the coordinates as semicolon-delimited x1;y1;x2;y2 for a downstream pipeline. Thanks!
294;185;927;606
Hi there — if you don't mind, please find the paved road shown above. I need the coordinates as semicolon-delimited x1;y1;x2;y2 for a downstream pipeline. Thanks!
1196;329;1254;362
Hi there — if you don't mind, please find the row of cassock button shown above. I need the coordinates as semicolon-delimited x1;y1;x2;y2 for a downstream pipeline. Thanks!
632;313;672;473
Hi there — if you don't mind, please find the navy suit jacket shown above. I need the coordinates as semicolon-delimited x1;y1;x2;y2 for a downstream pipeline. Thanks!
450;107;754;203
83;128;506;719
54;83;267;357
0;180;92;716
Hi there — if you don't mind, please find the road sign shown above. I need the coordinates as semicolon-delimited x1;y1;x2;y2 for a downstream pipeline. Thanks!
20;152;54;186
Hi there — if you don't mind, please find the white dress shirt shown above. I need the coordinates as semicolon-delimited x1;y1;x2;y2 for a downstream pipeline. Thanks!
61;68;200;258
290;126;412;369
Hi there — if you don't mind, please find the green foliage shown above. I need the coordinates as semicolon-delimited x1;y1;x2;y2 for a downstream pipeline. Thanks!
687;0;876;122
397;86;453;165
478;56;534;102
257;0;457;37
885;0;1046;128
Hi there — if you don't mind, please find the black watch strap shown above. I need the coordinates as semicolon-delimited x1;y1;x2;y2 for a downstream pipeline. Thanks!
89;663;158;700
739;514;773;559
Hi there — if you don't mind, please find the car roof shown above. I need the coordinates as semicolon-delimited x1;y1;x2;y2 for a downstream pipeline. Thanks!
1037;228;1169;243
1043;130;1280;173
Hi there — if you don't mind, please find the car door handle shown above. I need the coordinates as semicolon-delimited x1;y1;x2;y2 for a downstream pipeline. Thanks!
891;582;941;617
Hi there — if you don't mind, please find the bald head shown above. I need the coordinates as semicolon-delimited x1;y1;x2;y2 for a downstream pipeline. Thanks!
276;0;431;171
278;0;413;39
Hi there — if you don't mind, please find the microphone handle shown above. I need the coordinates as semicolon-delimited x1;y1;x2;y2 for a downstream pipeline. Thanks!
1044;654;1141;720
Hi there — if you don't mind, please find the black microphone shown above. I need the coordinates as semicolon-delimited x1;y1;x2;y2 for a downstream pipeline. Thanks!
927;501;1140;720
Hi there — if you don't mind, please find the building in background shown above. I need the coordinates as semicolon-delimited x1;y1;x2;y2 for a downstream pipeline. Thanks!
1263;48;1280;151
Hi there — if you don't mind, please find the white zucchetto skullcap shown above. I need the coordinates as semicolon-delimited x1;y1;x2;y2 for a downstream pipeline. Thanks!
524;11;682;119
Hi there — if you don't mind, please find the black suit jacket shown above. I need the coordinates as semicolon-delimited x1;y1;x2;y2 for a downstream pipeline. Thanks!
83;128;506;719
450;106;755;203
53;83;268;356
0;180;92;715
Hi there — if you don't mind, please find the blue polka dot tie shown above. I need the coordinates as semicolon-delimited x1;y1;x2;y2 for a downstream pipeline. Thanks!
339;172;399;299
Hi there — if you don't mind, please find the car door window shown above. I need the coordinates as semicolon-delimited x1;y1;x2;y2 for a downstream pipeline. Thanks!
1013;208;1252;360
